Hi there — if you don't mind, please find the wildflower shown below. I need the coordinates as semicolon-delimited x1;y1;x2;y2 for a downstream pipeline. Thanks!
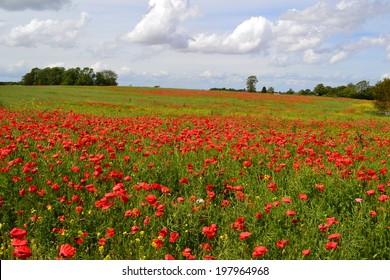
239;232;252;240
169;232;179;243
378;195;388;202
252;246;268;258
276;239;290;248
286;210;296;217
13;246;32;259
165;254;175;260
105;228;115;238
59;244;76;258
10;228;27;239
325;242;338;250
315;184;325;192
370;210;377;217
327;233;341;240
302;249;311;256
355;198;363;203
202;224;217;239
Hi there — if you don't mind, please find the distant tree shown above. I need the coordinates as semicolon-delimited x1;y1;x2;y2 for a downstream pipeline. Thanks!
314;83;332;96
286;88;295;95
95;70;118;86
354;80;373;100
61;68;80;85
261;86;267;93
21;67;40;85
372;78;390;111
246;76;258;92
267;87;275;94
298;89;313;95
76;67;95;85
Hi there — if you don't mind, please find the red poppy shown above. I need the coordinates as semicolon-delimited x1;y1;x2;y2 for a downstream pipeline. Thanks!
10;228;27;239
152;238;164;249
98;238;106;246
169;232;179;243
220;200;230;207
243;161;252;167
378;195;388;202
286;210;296;217
202;224;217;239
145;194;158;205
11;238;28;247
370;210;377;217
131;225;140;235
59;244;76;258
366;189;375;196
239;232;252;240
105;228;115;238
165;254;175;260
276;239;290;248
327;233;341;240
179;177;189;184
200;243;211;252
325;241;338;250
13;246;32;259
252;246;268;258
315;184;325;192
318;224;328;232
282;197;292;203
302;249;311;256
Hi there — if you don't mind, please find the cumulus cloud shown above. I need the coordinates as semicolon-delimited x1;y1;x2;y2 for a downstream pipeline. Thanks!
122;0;199;48
0;0;71;11
188;17;273;54
2;12;90;48
124;0;390;64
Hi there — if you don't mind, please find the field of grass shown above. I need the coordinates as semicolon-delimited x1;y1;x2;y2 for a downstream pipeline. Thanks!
0;85;389;260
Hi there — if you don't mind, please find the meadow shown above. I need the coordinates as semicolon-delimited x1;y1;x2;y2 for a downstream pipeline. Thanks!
0;85;389;260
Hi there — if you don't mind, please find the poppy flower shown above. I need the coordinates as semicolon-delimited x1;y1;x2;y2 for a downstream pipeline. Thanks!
378;195;388;202
276;239;290;248
59;244;76;258
370;210;377;217
202;224;217;239
179;177;189;184
169;232;179;243
327;233;341;240
13;246;32;259
11;238;28;247
252;246;268;258
325;241;338;250
145;194;157;205
165;254;175;260
239;232;252;240
315;184;325;192
286;210;296;217
10;228;27;239
302;249;311;256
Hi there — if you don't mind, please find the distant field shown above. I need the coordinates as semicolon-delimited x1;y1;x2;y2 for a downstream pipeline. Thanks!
0;86;389;260
0;85;378;119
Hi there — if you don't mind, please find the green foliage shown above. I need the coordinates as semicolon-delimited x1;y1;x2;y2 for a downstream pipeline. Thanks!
21;67;118;86
372;78;390;112
246;76;258;92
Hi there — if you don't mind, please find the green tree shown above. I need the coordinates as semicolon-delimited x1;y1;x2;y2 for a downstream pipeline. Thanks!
61;68;80;85
372;78;390;111
95;70;118;86
354;80;373;100
76;67;95;85
261;86;267;93
21;67;40;85
267;87;275;94
246;76;258;92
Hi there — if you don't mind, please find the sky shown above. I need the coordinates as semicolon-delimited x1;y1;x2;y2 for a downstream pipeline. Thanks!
1;0;390;91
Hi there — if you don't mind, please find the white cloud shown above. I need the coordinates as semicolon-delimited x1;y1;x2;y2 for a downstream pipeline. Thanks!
188;17;273;54
2;12;90;48
0;0;71;11
46;62;65;68
90;61;109;72
303;49;323;64
330;50;348;64
6;60;28;72
122;0;199;48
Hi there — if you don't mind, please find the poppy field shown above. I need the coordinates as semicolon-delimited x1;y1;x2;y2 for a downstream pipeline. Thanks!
0;86;389;260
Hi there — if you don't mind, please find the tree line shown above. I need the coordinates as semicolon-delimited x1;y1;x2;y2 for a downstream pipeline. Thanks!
21;67;118;86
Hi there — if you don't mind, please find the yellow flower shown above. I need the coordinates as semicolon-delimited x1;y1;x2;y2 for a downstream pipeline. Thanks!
135;238;140;243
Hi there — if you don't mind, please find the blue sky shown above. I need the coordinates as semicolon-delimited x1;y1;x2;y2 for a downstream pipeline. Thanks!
0;0;390;91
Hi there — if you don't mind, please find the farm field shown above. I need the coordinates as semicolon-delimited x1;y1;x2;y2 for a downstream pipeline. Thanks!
0;85;389;260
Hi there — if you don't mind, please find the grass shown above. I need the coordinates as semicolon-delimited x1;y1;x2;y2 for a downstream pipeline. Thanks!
0;86;389;260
